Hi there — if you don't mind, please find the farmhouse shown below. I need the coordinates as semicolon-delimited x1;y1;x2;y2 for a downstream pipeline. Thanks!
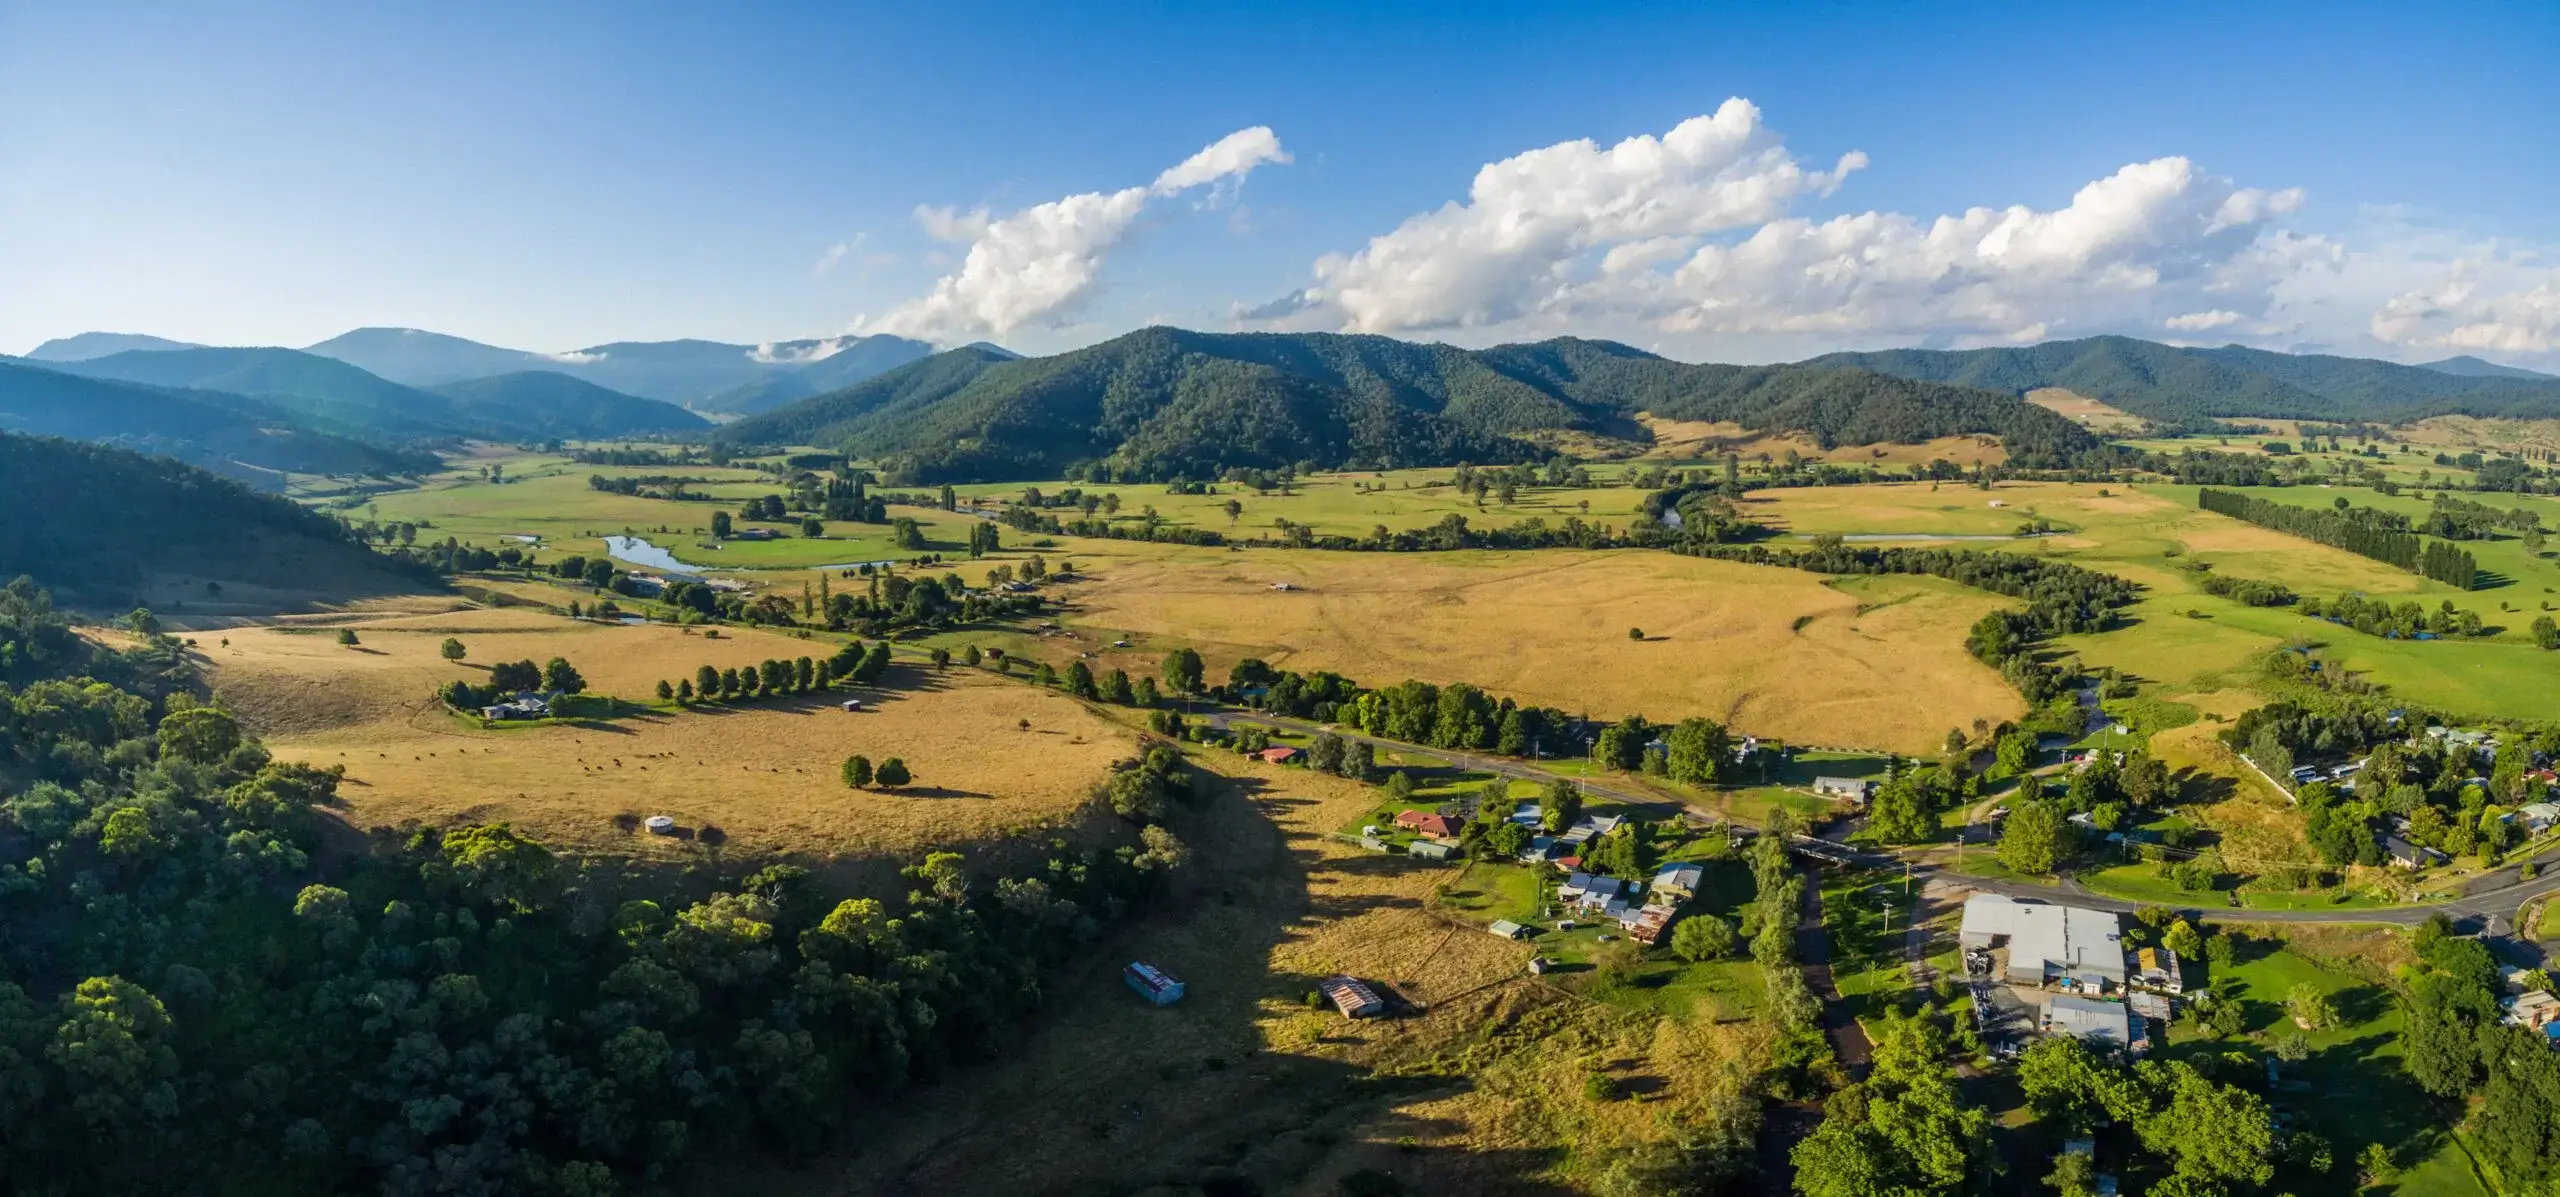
1258;746;1301;765
1318;975;1385;1018
1516;834;1559;864
2503;990;2560;1031
1651;861;1705;902
1811;776;1874;802
2516;802;2560;834
2381;834;2448;870
1124;961;1185;1006
1959;894;2126;989
1394;809;1459;839
2043;994;2134;1049
1559;872;1627;907
480;693;552;721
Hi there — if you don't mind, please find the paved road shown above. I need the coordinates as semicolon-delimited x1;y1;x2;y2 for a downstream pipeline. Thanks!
1196;705;2560;932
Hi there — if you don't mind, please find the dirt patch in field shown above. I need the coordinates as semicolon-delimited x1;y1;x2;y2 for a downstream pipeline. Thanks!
1639;415;2007;467
2026;388;2147;433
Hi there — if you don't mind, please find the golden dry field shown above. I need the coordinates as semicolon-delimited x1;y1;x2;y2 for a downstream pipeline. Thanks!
203;602;1137;860
1042;544;2023;752
2024;387;2148;433
712;746;1767;1196
1639;415;2008;466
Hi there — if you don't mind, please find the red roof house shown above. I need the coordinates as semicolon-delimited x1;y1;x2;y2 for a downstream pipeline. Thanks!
1393;809;1458;838
1258;746;1301;765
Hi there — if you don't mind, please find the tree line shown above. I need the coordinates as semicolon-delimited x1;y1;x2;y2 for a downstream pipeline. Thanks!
2198;488;2478;588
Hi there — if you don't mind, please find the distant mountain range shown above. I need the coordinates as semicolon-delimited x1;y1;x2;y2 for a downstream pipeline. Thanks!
1805;336;2560;423
713;327;2096;482
0;359;437;487
43;347;708;442
34;325;943;412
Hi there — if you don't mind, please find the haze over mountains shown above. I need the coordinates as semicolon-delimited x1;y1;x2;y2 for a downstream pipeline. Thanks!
31;325;942;413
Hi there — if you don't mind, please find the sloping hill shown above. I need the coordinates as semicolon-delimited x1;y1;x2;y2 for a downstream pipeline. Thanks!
26;331;204;361
302;326;553;384
2419;355;2553;381
53;347;703;441
0;359;435;484
1805;336;2560;423
0;429;424;605
717;328;2092;482
423;371;708;435
701;335;938;413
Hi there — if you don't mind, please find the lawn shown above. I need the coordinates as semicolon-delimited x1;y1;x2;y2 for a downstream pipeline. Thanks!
1820;867;1924;1026
2161;940;2485;1195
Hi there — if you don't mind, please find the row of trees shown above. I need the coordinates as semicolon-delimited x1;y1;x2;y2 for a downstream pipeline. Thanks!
2198;488;2479;588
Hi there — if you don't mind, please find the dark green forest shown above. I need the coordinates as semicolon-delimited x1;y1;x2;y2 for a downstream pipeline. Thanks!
0;432;426;603
0;575;1199;1194
712;328;2095;483
1807;335;2560;423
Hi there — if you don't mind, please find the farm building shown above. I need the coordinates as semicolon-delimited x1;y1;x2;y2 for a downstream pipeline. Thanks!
1559;873;1626;907
1408;839;1457;862
840;699;865;712
1622;905;1675;945
1258;746;1301;765
1651;862;1705;902
1394;809;1459;838
1318;975;1385;1018
480;693;552;721
1487;919;1531;940
2133;947;2184;994
1516;834;1559;864
2503;991;2560;1031
729;528;782;541
1959;894;2126;989
1811;776;1874;801
2043;994;2134;1049
1124;962;1186;1006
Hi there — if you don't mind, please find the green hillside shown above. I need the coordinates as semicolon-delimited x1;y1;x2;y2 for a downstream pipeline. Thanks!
716;328;2091;482
423;370;708;434
0;359;436;483
1806;335;2560;423
0;430;424;604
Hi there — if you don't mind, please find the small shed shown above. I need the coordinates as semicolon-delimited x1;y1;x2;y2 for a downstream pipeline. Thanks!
1319;975;1385;1018
1488;919;1531;940
1408;839;1457;862
840;698;865;712
1124;961;1186;1006
643;815;676;835
1527;956;1553;975
1812;776;1875;801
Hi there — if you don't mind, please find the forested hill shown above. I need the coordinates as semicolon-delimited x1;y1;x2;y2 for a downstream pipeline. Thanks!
47;347;706;442
0;430;420;604
0;359;435;484
716;327;2093;483
1804;336;2560;423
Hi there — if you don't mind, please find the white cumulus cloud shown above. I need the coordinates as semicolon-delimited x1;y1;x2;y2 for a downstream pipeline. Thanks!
2165;309;2246;332
1258;102;2321;355
2370;258;2560;356
1306;99;1864;334
862;127;1289;343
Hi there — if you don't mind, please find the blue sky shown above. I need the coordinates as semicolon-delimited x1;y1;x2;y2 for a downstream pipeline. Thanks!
4;1;2555;365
